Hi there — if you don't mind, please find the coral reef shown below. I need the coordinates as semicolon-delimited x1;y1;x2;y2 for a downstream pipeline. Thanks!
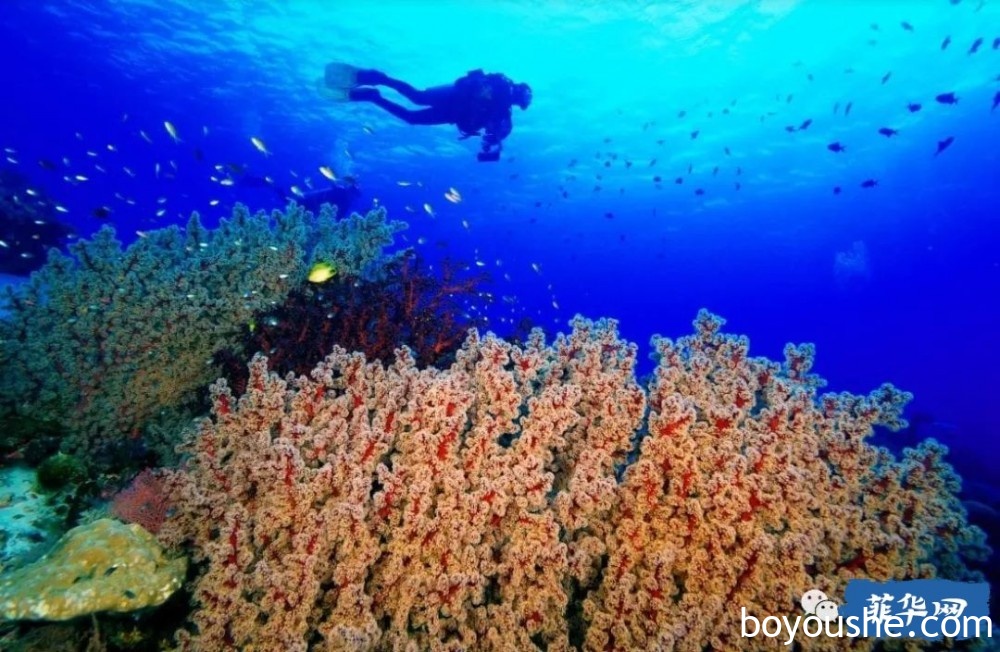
161;312;987;651
0;519;186;621
0;202;406;465
216;254;490;393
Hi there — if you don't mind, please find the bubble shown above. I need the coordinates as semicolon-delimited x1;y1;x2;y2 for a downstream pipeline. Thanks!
800;589;828;615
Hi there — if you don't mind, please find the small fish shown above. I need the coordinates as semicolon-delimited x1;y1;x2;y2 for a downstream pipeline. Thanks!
992;91;1000;112
445;188;462;204
290;185;304;197
724;147;731;156
833;186;842;195
55;205;69;213
860;179;878;188
934;136;955;156
674;177;683;184
139;130;153;144
827;142;846;153
308;261;337;283
37;158;58;170
92;206;112;220
784;125;797;133
362;124;375;135
74;174;89;182
164;121;181;142
968;37;983;54
209;199;220;206
994;37;1000;50
844;102;853;116
878;127;899;137
900;21;914;32
881;72;892;84
397;180;412;186
652;175;662;183
694;188;705;196
319;166;337;181
461;219;469;229
250;136;271;155
156;208;167;217
219;178;234;187
531;262;541;274
935;92;958;104
907;102;922;112
941;36;951;50
423;203;435;217
690;130;699;139
799;118;812;130
123;166;135;177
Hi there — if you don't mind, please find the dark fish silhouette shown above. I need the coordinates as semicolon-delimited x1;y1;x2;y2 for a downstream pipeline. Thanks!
935;92;959;104
785;125;797;133
91;206;112;220
799;118;813;130
833;186;842;195
993;37;999;49
881;72;892;84
992;91;1000;112
690;130;699;139
844;102;853;116
724;147;731;156
827;142;847;153
878;127;899;137
37;158;59;171
907;102;922;112
900;21;914;32
694;188;705;196
941;36;951;50
297;181;361;215
968;37;983;54
674;177;683;184
934;136;955;156
652;175;662;183
860;179;878;188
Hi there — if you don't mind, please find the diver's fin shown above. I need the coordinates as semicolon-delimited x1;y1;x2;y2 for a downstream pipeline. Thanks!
322;62;361;101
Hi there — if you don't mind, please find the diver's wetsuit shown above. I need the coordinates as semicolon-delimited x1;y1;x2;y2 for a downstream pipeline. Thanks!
350;69;517;161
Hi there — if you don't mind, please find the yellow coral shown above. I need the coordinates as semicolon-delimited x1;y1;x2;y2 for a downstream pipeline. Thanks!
0;519;186;621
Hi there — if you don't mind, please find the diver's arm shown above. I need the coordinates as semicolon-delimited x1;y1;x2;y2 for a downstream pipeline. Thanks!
477;112;512;162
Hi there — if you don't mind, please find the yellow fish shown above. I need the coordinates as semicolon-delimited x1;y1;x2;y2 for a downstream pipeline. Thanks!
250;136;271;155
308;261;337;283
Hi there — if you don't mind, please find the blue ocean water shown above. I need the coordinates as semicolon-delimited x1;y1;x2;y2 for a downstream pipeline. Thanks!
0;0;997;644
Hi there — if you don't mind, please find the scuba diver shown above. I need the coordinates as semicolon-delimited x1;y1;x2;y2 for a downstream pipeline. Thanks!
324;63;532;162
